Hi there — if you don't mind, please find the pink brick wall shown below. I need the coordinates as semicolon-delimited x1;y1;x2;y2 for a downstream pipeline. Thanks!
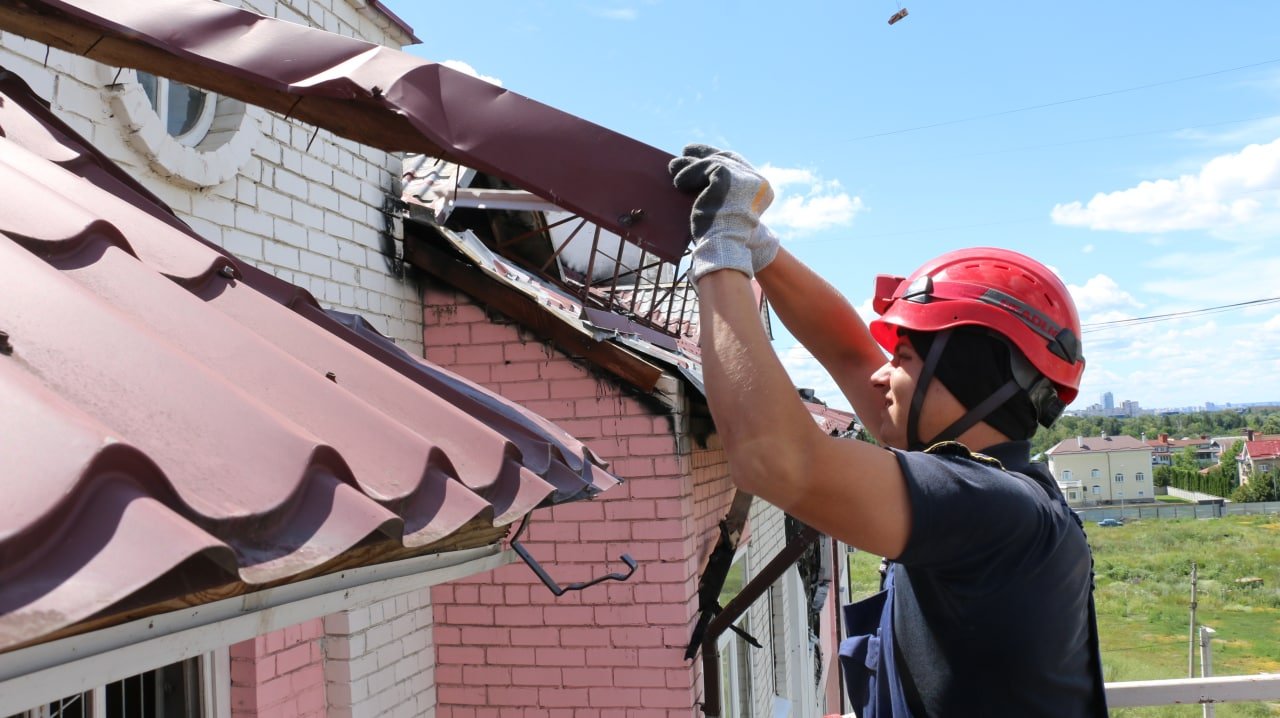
230;618;326;718
424;283;734;716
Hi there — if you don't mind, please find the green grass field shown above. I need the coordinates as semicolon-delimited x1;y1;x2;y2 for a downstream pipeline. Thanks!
846;514;1280;716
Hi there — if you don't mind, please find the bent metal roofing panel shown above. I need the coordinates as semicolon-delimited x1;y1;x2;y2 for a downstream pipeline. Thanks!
0;69;618;653
0;0;693;263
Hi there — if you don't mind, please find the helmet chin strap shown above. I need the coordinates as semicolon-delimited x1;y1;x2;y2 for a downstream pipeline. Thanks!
907;329;950;451
906;328;1021;451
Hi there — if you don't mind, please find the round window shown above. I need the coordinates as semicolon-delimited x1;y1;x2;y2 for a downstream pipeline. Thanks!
136;72;218;146
101;66;261;189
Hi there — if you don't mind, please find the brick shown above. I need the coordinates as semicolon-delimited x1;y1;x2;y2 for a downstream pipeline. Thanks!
495;603;542;626
438;685;488;706
537;360;590;380
511;666;562;686
615;667;667;688
500;381;550;401
462;665;511;685
608;627;665;647
579;521;631;542
633;520;689;541
653;455;689;477
434;625;461;645
485;646;538;666
629;435;678;456
645;604;693;625
593;605;647;626
589;687;640;707
503;341;555;362
460;626;510;645
582;647;639;667
533;647;585;666
556;542;604;563
551;500;604;522
487;686;542;707
256;675;292;709
276;642;314;675
537;687;590;708
447;605;493;625
637;689;695;709
435;664;462;684
666;667;695;689
469;322;520;343
549;378;607;400
628;478;687;499
456;344;504;364
607;457;655;478
509;624;560;647
376;640;404;669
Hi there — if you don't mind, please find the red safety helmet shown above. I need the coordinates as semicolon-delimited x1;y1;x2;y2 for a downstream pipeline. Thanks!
869;247;1085;425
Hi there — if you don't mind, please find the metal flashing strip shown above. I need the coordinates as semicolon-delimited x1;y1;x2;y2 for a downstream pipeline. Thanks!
0;546;511;715
0;0;694;262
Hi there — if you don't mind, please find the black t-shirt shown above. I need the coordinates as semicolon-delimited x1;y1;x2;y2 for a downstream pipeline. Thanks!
890;441;1106;717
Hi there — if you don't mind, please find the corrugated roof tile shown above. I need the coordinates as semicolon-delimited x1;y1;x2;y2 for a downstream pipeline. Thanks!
0;67;618;652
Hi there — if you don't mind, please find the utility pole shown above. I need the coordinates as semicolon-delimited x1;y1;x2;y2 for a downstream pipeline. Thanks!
1188;562;1198;678
1200;625;1217;718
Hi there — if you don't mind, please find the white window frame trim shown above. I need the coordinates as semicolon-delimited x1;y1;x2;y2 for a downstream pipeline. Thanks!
140;73;219;148
0;546;510;715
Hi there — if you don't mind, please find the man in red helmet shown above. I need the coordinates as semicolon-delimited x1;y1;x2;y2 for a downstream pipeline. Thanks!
670;145;1107;716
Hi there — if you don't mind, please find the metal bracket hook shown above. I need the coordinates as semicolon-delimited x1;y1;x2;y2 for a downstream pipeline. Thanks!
509;513;638;596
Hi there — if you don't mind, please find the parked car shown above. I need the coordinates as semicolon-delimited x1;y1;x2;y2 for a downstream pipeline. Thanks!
1097;518;1124;527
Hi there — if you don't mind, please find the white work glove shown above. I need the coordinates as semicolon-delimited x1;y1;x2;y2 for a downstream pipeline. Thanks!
669;144;780;283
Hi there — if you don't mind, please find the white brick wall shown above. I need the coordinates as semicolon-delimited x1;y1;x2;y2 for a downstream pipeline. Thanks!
324;588;436;718
0;0;424;357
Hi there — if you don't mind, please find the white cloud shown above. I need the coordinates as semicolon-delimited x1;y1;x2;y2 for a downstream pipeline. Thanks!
1050;137;1280;233
1067;274;1142;316
441;60;503;87
759;164;864;235
776;345;853;412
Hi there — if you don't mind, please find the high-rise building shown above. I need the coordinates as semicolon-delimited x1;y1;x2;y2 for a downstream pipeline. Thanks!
1103;392;1115;413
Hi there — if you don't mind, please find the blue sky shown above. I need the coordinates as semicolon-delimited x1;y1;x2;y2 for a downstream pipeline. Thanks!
387;1;1280;414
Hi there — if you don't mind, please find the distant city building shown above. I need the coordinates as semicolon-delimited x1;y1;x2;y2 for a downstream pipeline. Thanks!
1102;392;1115;413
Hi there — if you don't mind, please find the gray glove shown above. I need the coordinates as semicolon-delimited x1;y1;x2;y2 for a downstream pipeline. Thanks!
669;144;780;282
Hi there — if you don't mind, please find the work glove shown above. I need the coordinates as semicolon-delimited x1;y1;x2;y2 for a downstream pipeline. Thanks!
669;144;780;283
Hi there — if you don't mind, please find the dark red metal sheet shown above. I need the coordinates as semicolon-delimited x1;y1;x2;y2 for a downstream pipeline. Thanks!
0;0;694;264
0;69;619;652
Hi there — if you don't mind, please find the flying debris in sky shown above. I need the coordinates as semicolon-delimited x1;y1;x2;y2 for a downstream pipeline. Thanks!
888;7;909;25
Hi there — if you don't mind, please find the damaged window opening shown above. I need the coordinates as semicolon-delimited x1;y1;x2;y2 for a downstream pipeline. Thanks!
400;156;699;340
716;553;754;717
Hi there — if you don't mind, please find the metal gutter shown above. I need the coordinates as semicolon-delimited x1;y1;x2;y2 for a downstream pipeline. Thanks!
701;524;820;716
0;546;511;714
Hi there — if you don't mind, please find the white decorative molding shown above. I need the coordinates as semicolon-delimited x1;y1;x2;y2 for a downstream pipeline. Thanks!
99;66;261;189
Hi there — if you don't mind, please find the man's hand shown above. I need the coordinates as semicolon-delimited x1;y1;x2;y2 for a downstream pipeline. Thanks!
669;144;780;282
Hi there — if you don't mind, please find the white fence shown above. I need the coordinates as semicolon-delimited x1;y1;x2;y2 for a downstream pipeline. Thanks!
1075;500;1280;524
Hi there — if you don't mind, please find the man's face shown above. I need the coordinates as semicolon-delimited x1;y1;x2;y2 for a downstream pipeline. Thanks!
869;336;966;450
869;339;922;450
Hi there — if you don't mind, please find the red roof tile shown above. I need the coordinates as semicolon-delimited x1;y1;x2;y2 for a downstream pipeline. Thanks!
0;70;617;652
1245;440;1280;460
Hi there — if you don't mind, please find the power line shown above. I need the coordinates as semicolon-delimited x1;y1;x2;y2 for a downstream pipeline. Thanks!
964;114;1280;158
771;295;1280;358
849;57;1280;142
1081;296;1280;334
